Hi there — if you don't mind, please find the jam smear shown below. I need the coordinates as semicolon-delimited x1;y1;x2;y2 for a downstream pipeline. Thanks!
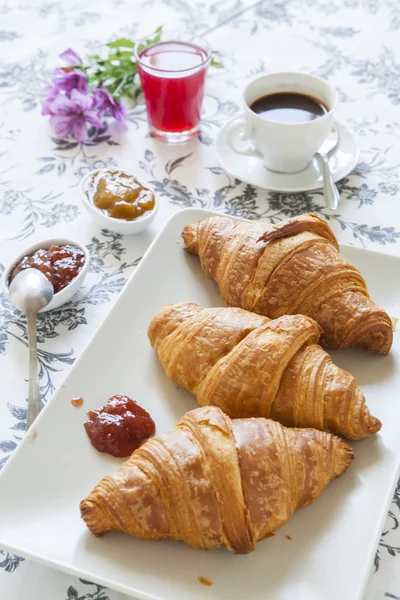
9;244;85;294
84;395;155;457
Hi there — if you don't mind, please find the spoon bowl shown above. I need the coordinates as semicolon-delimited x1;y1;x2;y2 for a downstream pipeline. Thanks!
8;269;54;315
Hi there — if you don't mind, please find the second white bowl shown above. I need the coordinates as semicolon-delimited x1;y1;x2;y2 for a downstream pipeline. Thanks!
79;169;158;235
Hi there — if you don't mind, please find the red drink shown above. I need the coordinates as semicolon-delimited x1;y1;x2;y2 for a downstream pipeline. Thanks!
136;35;211;142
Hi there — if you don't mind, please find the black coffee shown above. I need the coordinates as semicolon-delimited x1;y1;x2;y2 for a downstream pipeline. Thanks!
250;92;328;123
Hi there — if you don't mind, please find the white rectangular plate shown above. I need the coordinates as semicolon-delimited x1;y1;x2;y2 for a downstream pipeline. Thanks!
0;208;399;600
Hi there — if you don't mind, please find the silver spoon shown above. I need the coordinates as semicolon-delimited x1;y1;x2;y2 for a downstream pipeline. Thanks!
316;125;340;211
8;269;54;430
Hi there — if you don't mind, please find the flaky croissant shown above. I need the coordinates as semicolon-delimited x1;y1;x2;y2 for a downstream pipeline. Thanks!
182;213;393;355
80;406;353;553
148;302;381;439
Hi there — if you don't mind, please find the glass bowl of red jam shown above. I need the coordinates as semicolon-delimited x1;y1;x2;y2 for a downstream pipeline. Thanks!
2;238;90;312
79;168;158;235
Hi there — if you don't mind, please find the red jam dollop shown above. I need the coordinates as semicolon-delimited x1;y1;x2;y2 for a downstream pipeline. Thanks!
9;244;85;294
84;395;156;458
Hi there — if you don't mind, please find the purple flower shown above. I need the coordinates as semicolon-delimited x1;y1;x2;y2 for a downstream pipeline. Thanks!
42;69;89;119
41;86;60;115
59;48;82;66
47;89;103;142
53;68;88;94
93;87;126;123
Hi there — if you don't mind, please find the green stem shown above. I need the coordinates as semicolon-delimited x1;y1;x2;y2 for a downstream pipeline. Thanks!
202;0;267;37
113;73;129;97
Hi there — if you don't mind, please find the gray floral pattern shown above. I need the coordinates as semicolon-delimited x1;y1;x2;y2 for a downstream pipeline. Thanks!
0;50;51;111
65;580;111;600
0;0;399;598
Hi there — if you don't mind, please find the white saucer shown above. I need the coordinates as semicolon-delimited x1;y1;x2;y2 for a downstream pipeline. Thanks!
215;119;359;193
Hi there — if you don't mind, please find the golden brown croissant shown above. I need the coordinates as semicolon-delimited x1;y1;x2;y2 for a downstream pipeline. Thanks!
182;213;393;355
148;302;381;439
80;406;354;553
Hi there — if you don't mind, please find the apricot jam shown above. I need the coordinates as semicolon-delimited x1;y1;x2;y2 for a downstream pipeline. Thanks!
87;170;155;221
84;395;155;457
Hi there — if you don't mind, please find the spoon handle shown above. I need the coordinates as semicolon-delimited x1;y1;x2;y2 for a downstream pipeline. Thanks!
319;154;340;211
26;314;42;431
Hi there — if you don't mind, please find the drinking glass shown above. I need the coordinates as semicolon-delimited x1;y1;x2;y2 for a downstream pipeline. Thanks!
135;31;211;143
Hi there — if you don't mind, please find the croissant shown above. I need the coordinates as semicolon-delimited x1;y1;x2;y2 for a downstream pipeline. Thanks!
80;406;353;553
148;302;381;439
182;213;393;355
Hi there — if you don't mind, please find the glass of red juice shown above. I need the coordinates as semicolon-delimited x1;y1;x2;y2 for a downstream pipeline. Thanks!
135;32;211;142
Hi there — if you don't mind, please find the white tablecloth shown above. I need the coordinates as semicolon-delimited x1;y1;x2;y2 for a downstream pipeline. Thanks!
0;0;399;598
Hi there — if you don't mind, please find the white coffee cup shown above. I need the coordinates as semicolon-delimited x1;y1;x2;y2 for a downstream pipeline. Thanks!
227;72;339;174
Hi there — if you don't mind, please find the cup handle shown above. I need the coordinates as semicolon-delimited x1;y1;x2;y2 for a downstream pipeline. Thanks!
226;118;263;159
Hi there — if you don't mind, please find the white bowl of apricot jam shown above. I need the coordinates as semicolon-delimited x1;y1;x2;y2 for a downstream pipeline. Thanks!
2;239;90;312
79;168;158;235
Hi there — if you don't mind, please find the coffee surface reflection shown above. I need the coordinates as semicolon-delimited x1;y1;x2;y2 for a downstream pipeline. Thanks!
250;92;328;124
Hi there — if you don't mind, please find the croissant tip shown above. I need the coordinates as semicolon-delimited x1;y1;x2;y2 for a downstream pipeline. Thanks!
353;319;394;355
181;223;199;254
80;497;109;537
334;439;354;478
370;342;392;356
359;404;382;438
368;415;382;435
361;337;393;356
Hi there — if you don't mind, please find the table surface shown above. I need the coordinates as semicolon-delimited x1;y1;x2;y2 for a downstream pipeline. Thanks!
0;0;399;599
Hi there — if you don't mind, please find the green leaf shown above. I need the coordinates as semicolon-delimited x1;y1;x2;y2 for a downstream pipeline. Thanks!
146;25;163;46
106;38;135;49
211;57;223;68
211;49;223;69
108;51;134;60
88;54;101;64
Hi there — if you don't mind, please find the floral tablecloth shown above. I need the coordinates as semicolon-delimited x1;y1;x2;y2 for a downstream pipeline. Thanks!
1;0;399;598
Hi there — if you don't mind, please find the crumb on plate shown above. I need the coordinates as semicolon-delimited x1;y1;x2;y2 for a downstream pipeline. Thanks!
28;429;37;442
197;576;213;586
285;535;292;540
